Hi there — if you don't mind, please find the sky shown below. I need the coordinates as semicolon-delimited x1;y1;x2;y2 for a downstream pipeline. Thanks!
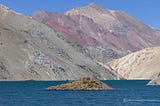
0;0;160;29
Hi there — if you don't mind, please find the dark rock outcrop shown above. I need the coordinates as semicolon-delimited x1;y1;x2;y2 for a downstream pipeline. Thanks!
47;77;112;90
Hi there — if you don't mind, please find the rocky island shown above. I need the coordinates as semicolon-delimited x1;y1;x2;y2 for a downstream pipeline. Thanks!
147;74;160;86
47;77;113;90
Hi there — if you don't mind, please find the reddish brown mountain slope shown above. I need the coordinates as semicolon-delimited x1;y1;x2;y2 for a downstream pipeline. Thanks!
31;3;160;63
65;3;160;51
32;3;160;51
31;11;129;62
31;11;132;50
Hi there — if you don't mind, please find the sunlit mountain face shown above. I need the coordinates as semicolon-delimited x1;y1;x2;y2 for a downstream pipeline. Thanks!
1;3;160;81
0;4;120;80
31;3;160;63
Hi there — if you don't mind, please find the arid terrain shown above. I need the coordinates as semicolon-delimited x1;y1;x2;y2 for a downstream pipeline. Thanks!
0;3;160;81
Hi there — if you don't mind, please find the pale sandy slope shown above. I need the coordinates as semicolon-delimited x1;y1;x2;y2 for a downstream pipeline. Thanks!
107;47;160;79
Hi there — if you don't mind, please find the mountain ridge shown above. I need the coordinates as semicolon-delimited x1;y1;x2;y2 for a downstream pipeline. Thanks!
64;3;160;50
31;3;160;63
0;4;120;80
1;3;160;80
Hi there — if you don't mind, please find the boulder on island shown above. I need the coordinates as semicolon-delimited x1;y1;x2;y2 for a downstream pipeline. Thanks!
47;77;113;90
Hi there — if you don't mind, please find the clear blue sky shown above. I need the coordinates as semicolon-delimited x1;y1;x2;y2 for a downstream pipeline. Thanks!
0;0;160;29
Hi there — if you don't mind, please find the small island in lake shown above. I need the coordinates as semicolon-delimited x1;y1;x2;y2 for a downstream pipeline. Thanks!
147;74;160;86
47;77;113;90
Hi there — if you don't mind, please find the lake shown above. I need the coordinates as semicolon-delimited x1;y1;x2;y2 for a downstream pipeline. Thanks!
0;80;160;106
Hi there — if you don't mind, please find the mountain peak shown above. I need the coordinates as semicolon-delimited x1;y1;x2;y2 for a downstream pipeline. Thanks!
86;2;108;12
65;2;109;16
88;2;101;7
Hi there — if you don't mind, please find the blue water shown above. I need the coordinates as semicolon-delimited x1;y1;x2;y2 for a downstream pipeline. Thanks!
0;80;160;106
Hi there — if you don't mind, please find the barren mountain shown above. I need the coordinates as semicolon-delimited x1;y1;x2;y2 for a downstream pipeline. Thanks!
31;3;160;63
65;3;160;51
31;4;130;63
0;4;120;80
107;47;160;79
